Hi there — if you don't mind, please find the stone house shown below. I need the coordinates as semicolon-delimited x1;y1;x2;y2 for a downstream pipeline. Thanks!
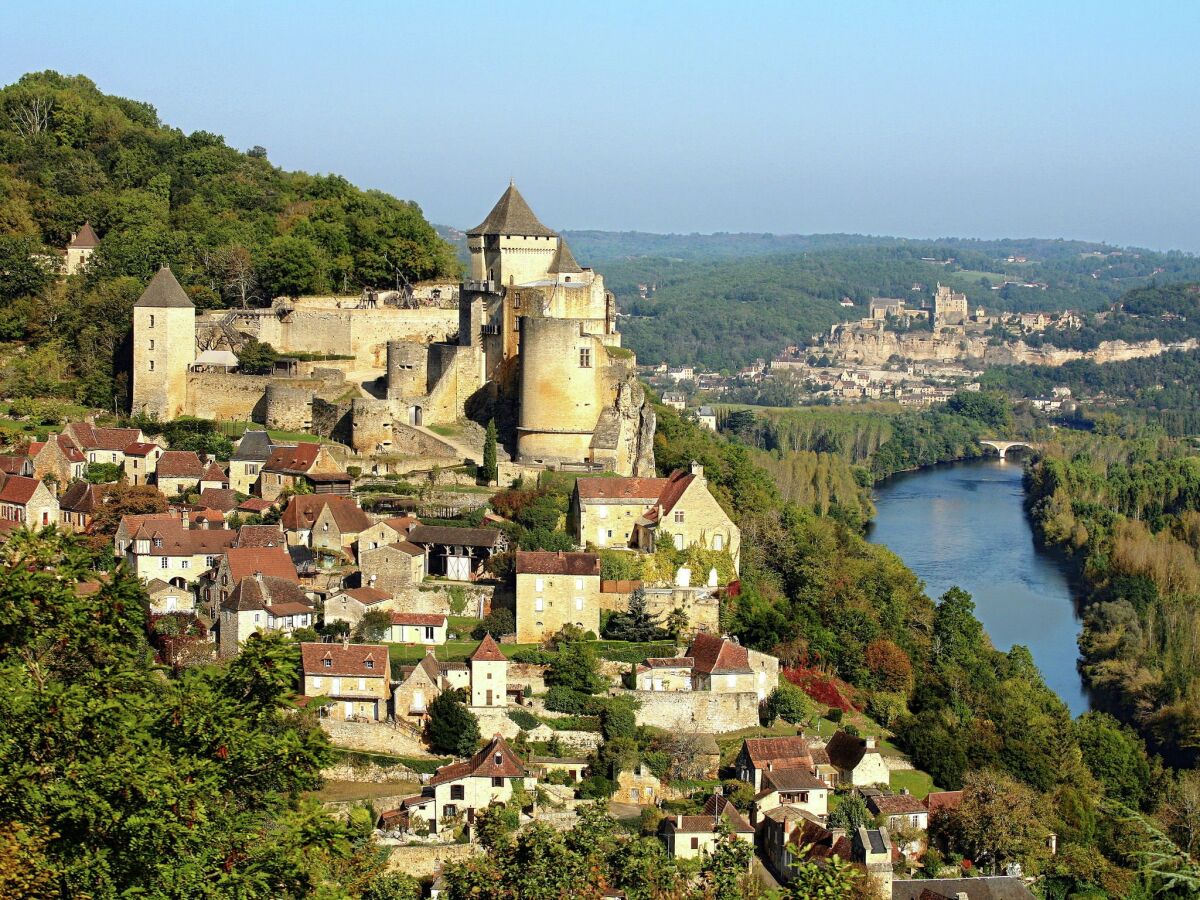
259;443;349;501
866;791;928;857
143;577;193;614
121;442;163;486
300;641;391;721
280;494;371;552
62;423;148;466
616;765;664;806
760;807;851;886
27;434;87;486
825;731;890;788
634;656;695;691
126;520;236;587
572;463;740;574
420;734;535;833
735;735;816;792
229;429;274;495
514;550;601;642
658;794;754;860
219;573;315;657
386;612;447;645
204;545;299;615
467;633;508;709
357;515;418;553
635;633;777;700
358;540;426;595
154;450;206;498
391;642;506;723
750;767;830;825
391;651;447;722
65;221;99;274
114;512;179;557
200;462;227;492
696;406;717;431
59;481;102;533
529;756;589;784
0;455;34;477
324;585;393;629
0;475;61;528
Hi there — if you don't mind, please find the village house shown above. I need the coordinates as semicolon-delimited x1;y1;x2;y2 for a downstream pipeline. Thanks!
229;429;273;495
204;544;299;615
154;450;207;497
514;550;601;642
403;734;535;834
0;455;34;477
616;764;665;806
27;433;87;485
62;423;148;466
572;463;740;574
392;639;514;724
760;806;846;883
358;540;426;595
324;585;393;629
407;524;504;580
750;766;830;824
658;793;754;860
300;640;391;721
143;577;193;614
58;481;102;532
279;494;372;553
121;442;163;486
114;512;178;557
636;633;778;700
125;519;236;587
258;443;349;501
0;475;60;528
529;756;589;784
467;633;508;708
64;222;100;274
695;406;717;431
866;791;928;857
825;730;891;788
219;573;315;657
386;612;447;645
661;391;686;410
736;735;815;792
357;515;419;553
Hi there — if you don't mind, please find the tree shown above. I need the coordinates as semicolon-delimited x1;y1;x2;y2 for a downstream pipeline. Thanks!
257;234;327;299
545;641;607;695
427;691;480;757
784;850;863;898
85;461;122;484
217;244;259;308
354;607;392;642
764;681;815;725
471;608;514;639
700;820;754;900
236;338;279;375
931;769;1048;874
603;588;666;642
481;418;498;485
361;872;421;900
864;638;913;692
1160;769;1200;858
90;482;168;537
1073;711;1153;809
827;792;871;831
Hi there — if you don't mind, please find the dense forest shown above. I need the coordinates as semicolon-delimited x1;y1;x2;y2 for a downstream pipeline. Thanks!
653;401;1199;897
0;71;458;408
1027;429;1200;769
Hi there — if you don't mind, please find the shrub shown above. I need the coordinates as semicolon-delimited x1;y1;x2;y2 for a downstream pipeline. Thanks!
827;707;844;723
507;708;539;731
763;682;815;726
511;648;556;665
577;775;615;800
472;609;514;639
545;686;589;715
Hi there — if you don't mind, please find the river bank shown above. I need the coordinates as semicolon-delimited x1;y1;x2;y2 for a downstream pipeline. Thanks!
867;456;1090;715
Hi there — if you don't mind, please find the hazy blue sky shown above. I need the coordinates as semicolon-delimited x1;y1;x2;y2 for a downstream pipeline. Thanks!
3;1;1199;249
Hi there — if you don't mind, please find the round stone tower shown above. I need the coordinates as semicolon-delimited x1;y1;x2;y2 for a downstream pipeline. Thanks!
386;340;428;400
517;317;603;465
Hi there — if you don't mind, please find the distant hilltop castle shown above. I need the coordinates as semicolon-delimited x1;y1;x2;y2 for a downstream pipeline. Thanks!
130;183;655;477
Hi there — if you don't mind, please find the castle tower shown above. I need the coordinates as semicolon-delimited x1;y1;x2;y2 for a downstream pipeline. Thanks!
467;182;559;288
132;266;196;420
468;633;508;708
65;222;100;275
518;316;605;465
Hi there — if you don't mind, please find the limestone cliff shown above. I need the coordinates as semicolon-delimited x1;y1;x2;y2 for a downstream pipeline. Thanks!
591;378;656;477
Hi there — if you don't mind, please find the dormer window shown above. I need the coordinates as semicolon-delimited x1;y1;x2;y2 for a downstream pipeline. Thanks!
323;658;331;668
365;660;374;669
153;537;163;548
494;753;503;766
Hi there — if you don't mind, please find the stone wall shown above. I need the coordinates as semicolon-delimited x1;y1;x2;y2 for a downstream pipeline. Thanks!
626;689;763;733
266;384;316;432
321;760;420;783
388;422;462;459
186;372;275;421
319;720;430;757
383;844;476;879
312;397;353;444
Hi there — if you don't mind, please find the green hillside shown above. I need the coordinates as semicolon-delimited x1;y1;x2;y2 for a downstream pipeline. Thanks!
0;71;458;407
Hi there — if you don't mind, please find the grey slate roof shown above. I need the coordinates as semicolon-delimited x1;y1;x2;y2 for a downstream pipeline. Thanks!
892;876;1036;899
134;266;195;309
468;183;557;238
233;429;274;462
547;238;583;274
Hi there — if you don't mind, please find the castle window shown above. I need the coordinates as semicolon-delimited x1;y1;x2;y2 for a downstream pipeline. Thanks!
365;660;374;669
579;348;591;368
535;598;544;612
149;315;155;328
148;360;155;372
149;339;155;350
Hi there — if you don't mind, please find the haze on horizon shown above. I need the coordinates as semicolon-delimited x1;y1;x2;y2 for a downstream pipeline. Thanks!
2;1;1198;252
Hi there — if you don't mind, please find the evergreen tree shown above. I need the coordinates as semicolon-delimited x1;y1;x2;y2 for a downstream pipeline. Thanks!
603;588;666;642
482;418;498;485
427;691;480;756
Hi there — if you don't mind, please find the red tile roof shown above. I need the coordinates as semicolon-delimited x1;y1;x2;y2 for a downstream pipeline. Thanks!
300;642;389;678
224;546;298;582
68;221;100;249
234;524;285;548
390;612;447;627
389;540;426;556
429;734;526;786
155;450;204;479
870;793;928;816
469;633;507;662
281;495;370;534
761;767;827;793
0;475;43;505
238;497;274;512
923;790;964;816
655;470;695;515
515;550;600;576
68;425;144;452
60;481;102;514
224;574;311;612
0;456;29;475
123;442;160;456
576;476;669;501
131;521;236;556
341;586;391;605
263;443;320;474
741;736;813;770
201;462;227;483
196;488;237;512
687;633;752;675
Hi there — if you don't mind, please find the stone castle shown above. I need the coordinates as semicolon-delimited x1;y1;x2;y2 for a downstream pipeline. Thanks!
130;184;655;476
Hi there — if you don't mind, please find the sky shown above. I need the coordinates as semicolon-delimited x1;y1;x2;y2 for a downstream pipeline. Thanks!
3;1;1199;250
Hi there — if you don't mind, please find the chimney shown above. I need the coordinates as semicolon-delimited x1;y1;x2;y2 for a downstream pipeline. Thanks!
829;827;846;844
180;509;190;528
342;634;350;650
864;735;876;750
675;815;683;829
425;646;436;657
689;460;704;478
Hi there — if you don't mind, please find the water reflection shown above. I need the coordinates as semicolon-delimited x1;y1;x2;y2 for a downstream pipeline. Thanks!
867;458;1089;715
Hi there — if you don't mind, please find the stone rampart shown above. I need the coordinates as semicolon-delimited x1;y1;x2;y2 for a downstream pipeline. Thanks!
383;844;476;879
627;689;763;733
320;720;430;756
186;372;275;421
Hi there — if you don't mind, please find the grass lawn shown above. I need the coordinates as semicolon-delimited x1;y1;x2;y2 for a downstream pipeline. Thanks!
216;419;323;443
889;768;938;799
386;640;540;667
426;424;460;437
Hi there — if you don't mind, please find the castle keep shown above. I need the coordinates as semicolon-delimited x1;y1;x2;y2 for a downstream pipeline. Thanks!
130;184;655;476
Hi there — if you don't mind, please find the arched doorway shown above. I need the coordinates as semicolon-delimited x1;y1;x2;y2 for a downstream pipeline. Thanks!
410;406;423;426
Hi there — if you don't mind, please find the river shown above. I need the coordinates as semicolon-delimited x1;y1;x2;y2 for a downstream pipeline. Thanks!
867;457;1089;716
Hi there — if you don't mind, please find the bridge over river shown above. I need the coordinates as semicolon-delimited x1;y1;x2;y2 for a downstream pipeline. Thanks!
979;439;1037;459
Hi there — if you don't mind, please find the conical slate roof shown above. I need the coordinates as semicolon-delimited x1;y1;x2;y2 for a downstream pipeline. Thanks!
547;238;583;275
134;266;195;309
468;183;557;238
67;222;100;249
